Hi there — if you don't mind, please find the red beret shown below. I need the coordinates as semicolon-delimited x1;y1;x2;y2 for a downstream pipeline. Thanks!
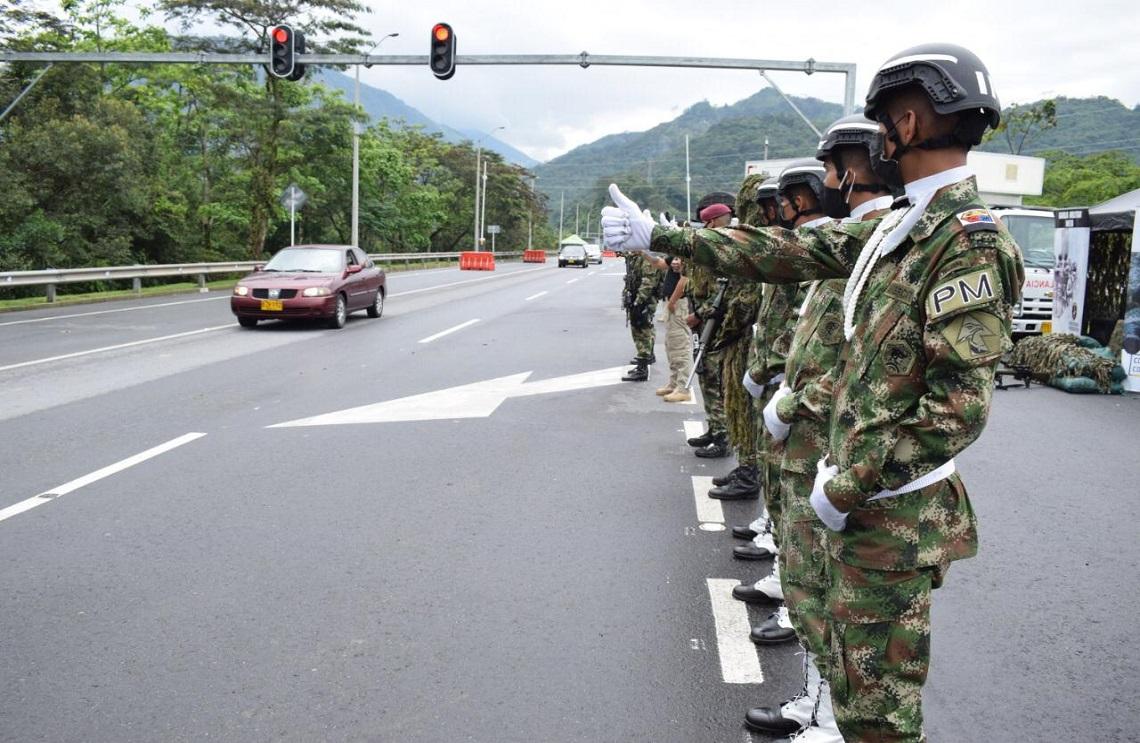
699;203;732;222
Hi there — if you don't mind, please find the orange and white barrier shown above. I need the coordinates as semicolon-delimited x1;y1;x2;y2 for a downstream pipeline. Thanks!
523;250;546;263
459;252;495;271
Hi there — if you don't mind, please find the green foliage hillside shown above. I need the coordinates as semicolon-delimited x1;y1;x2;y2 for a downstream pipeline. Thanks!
534;89;842;228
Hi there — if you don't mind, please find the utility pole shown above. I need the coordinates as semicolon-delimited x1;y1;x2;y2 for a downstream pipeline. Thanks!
472;125;505;252
685;134;692;220
480;161;488;249
575;204;579;236
558;191;564;243
473;146;482;251
585;212;592;242
353;33;398;248
764;136;769;160
527;176;536;250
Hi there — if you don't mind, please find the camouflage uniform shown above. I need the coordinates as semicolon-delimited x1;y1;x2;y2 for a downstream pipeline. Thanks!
777;279;847;675
688;263;727;438
747;282;809;528
623;253;658;358
651;176;1024;743
703;281;761;455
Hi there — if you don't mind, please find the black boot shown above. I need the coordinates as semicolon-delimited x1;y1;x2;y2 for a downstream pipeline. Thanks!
708;465;759;499
694;435;729;458
628;353;656;365
687;430;714;448
712;466;743;487
621;364;648;382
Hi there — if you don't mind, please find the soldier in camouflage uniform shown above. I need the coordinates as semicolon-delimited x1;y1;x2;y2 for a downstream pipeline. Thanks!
602;44;1024;743
733;162;833;651
747;116;895;742
621;252;659;382
685;193;738;457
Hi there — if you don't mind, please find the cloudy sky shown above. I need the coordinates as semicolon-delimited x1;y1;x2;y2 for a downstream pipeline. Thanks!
205;0;1140;162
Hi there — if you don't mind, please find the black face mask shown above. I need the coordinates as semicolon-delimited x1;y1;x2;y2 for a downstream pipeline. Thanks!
820;186;851;220
870;129;904;192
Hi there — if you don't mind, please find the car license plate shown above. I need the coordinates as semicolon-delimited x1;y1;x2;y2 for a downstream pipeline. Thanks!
260;299;283;311
1041;321;1052;334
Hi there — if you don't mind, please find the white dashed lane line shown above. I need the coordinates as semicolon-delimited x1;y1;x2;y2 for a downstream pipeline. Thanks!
0;296;227;327
417;318;480;344
566;278;580;284
0;433;207;525
706;578;764;684
0;325;234;373
524;291;548;301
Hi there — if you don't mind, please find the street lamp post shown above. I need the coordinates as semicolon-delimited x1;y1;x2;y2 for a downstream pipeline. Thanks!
472;125;505;251
353;32;398;248
527;176;537;250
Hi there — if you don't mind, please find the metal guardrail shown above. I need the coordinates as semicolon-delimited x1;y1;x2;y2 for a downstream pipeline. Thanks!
0;251;526;301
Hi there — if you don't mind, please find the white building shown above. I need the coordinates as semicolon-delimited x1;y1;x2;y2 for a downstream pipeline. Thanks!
744;151;1045;207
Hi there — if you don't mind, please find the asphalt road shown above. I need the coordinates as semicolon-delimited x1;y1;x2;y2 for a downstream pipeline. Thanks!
1;259;1138;743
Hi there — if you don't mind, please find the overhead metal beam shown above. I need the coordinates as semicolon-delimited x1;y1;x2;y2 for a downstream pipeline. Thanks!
0;50;859;112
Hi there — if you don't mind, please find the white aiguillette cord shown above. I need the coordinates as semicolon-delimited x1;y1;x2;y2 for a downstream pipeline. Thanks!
841;191;937;341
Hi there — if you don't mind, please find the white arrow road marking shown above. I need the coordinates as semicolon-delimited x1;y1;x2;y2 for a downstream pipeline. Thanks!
707;578;764;684
0;325;233;373
268;366;631;428
418;318;480;344
0;433;207;525
691;476;726;531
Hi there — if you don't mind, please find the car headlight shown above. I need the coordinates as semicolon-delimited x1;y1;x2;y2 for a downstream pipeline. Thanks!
302;287;332;297
234;285;249;296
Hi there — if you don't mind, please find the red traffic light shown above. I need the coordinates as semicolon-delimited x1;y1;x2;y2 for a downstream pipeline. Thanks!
272;26;290;43
433;24;450;42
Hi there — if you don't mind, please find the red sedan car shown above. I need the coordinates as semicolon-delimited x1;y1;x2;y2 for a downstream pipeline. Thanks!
231;245;386;329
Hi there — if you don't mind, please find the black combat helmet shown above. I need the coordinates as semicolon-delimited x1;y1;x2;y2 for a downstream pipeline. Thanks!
694;191;736;222
864;43;1001;146
756;177;779;203
777;158;827;203
816;114;881;161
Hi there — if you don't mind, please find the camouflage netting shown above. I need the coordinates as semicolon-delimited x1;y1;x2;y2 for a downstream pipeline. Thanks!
1009;334;1124;394
723;336;756;454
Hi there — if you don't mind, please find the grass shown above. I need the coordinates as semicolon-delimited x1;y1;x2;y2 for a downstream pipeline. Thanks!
0;258;501;313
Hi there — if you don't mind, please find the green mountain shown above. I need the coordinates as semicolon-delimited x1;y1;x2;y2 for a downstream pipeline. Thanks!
978;96;1140;160
534;88;843;226
537;90;1140;231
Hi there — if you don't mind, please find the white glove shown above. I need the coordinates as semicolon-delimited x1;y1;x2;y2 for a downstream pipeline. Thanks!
658;212;678;228
601;205;630;250
605;184;655;253
742;370;766;400
763;384;793;441
810;459;846;531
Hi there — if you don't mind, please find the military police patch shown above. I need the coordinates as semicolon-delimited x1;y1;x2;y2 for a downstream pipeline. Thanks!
926;267;998;320
882;340;917;376
956;208;998;234
943;310;1003;361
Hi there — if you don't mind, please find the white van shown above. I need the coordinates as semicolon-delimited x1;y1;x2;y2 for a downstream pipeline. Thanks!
583;244;602;264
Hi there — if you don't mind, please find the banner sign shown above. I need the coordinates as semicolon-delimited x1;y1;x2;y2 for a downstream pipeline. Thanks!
1122;208;1140;393
1052;209;1091;336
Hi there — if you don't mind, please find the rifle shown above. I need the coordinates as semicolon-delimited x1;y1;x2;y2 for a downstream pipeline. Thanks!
685;277;729;389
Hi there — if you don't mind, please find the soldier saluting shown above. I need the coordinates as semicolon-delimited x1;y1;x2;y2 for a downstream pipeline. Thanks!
602;44;1024;743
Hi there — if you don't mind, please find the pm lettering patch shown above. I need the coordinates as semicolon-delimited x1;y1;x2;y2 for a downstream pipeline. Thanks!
926;267;998;320
943;311;1004;361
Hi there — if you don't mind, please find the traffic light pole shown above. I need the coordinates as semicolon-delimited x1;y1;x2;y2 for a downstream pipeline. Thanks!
0;52;859;114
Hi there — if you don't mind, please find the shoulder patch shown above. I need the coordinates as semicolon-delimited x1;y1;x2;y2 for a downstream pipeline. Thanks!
942;310;1004;362
926;267;999;321
956;208;998;234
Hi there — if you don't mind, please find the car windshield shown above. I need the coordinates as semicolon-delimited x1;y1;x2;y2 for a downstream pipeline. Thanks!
263;248;343;273
1000;215;1055;269
561;246;585;257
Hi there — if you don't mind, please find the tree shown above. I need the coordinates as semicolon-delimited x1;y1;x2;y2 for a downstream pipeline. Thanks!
1029;150;1140;207
158;0;369;258
986;99;1058;155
